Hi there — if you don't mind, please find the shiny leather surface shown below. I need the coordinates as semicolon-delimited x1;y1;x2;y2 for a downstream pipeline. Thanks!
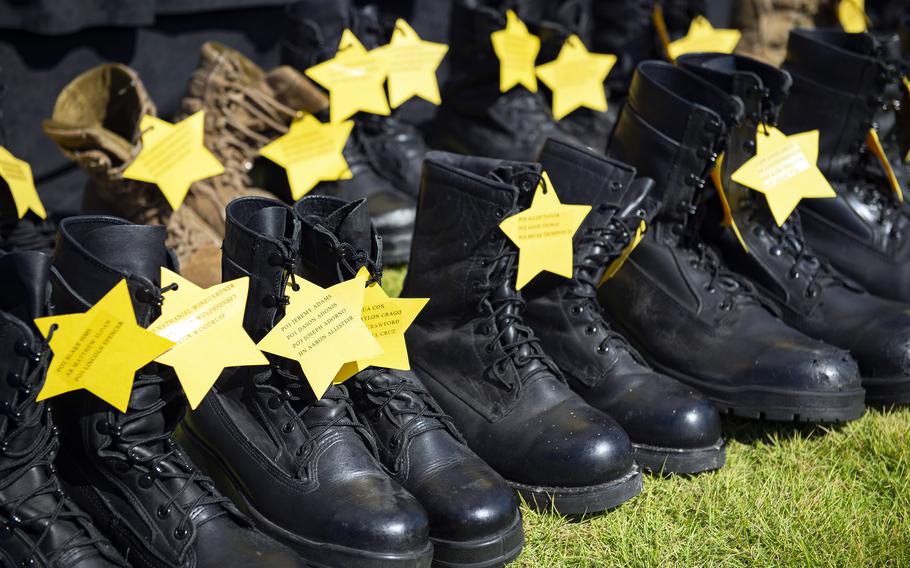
401;151;635;489
48;216;305;568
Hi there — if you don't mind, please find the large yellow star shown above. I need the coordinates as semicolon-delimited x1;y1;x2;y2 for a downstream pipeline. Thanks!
375;19;448;108
122;112;225;211
535;35;616;120
259;114;354;200
306;30;390;123
257;268;382;399
667;16;741;61
731;126;835;226
0;146;46;219
491;10;540;93
34;280;174;412
149;269;268;409
499;172;591;289
333;282;429;383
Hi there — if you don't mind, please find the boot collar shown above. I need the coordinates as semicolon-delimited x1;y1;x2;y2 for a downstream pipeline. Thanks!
0;251;51;322
784;29;882;96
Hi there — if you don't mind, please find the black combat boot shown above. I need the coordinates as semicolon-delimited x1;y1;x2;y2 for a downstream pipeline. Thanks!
0;251;127;568
777;29;910;303
281;0;419;264
679;51;910;407
602;61;865;422
293;195;524;568
427;0;586;162
401;151;641;515
47;216;307;568
177;196;432;568
521;138;724;474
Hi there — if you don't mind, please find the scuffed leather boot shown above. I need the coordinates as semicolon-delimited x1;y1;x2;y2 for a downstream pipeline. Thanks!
47;216;307;568
680;52;910;406
733;0;822;66
603;61;865;422
777;29;910;303
401;151;641;515
427;0;585;162
294;195;524;568
281;0;418;263
523;138;724;474
177;196;432;568
0;251;127;568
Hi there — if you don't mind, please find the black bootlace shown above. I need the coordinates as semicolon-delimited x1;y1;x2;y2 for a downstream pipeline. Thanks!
334;241;382;284
97;284;229;547
1;326;115;565
0;216;58;254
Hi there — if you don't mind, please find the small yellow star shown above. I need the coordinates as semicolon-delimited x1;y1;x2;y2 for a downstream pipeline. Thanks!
499;172;591;289
838;0;868;32
122;112;225;211
731;126;835;226
667;16;741;61
34;280;175;412
0;146;46;219
257;268;382;399
259;114;354;200
334;282;429;383
306;30;390;123
376;19;448;108
149;269;269;409
535;35;616;120
491;10;540;93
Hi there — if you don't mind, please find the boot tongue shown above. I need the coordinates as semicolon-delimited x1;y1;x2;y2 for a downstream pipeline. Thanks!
325;199;373;258
81;224;167;283
247;206;289;239
0;251;51;321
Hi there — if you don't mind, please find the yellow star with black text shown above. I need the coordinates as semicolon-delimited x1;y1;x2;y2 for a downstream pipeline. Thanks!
122;112;225;211
491;10;540;93
376;19;448;108
34;280;174;412
535;35;616;120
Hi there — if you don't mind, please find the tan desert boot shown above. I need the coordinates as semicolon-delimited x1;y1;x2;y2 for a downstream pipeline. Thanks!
734;0;824;66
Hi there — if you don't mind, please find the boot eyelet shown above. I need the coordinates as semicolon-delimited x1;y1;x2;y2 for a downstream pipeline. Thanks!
788;270;800;280
95;420;108;434
14;341;29;357
571;305;584;315
719;301;732;311
609;181;622;191
157;506;170;519
596;345;609;354
267;396;282;410
283;422;296;433
20;557;35;567
769;246;782;256
585;325;597;335
174;527;189;540
138;474;155;489
494;208;506;219
705;286;716;293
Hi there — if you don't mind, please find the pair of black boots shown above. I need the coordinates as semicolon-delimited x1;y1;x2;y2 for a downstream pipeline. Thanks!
596;47;910;418
0;245;306;567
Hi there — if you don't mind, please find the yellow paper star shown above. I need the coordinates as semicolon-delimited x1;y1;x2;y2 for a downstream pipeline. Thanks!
0;146;46;219
333;282;429;383
376;19;448;108
499;172;591;289
306;30;390;123
667;16;741;61
34;280;175;412
257;267;383;399
149;269;268;409
535;35;616;120
122;112;225;211
731;126;835;226
599;220;646;286
838;0;868;32
491;10;540;93
259;114;354;200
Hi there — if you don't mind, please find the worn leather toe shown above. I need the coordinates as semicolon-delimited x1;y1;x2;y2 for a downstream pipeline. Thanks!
195;516;308;568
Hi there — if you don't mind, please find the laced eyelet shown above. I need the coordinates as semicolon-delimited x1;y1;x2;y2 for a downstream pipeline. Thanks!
596;345;608;354
769;246;783;256
13;341;29;357
283;422;296;433
267;396;282;410
585;325;597;335
137;474;155;489
805;288;818;299
705;285;716;293
571;305;584;315
719;300;732;311
174;527;189;540
157;506;170;519
495;208;506;219
788;270;800;280
20;557;35;567
609;181;622;191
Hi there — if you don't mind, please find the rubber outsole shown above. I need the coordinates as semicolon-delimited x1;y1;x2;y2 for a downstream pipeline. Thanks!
430;514;524;568
507;465;642;516
177;425;434;568
862;375;910;407
633;439;726;475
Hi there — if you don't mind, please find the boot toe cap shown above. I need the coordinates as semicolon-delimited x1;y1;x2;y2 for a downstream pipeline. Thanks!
750;343;861;393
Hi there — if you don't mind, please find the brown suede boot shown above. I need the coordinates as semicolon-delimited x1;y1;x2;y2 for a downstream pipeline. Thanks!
734;0;824;66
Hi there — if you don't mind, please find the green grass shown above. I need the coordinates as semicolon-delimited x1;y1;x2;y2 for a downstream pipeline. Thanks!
382;268;910;567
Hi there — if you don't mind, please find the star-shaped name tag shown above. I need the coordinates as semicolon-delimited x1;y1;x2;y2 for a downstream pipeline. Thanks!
34;280;175;412
491;10;540;93
376;19;448;108
666;16;741;61
259;114;354;200
305;30;390;123
122;112;225;211
333;281;429;383
149;269;268;409
731;126;835;226
535;34;616;120
257;268;382;399
0;146;46;219
499;172;591;289
838;0;868;32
